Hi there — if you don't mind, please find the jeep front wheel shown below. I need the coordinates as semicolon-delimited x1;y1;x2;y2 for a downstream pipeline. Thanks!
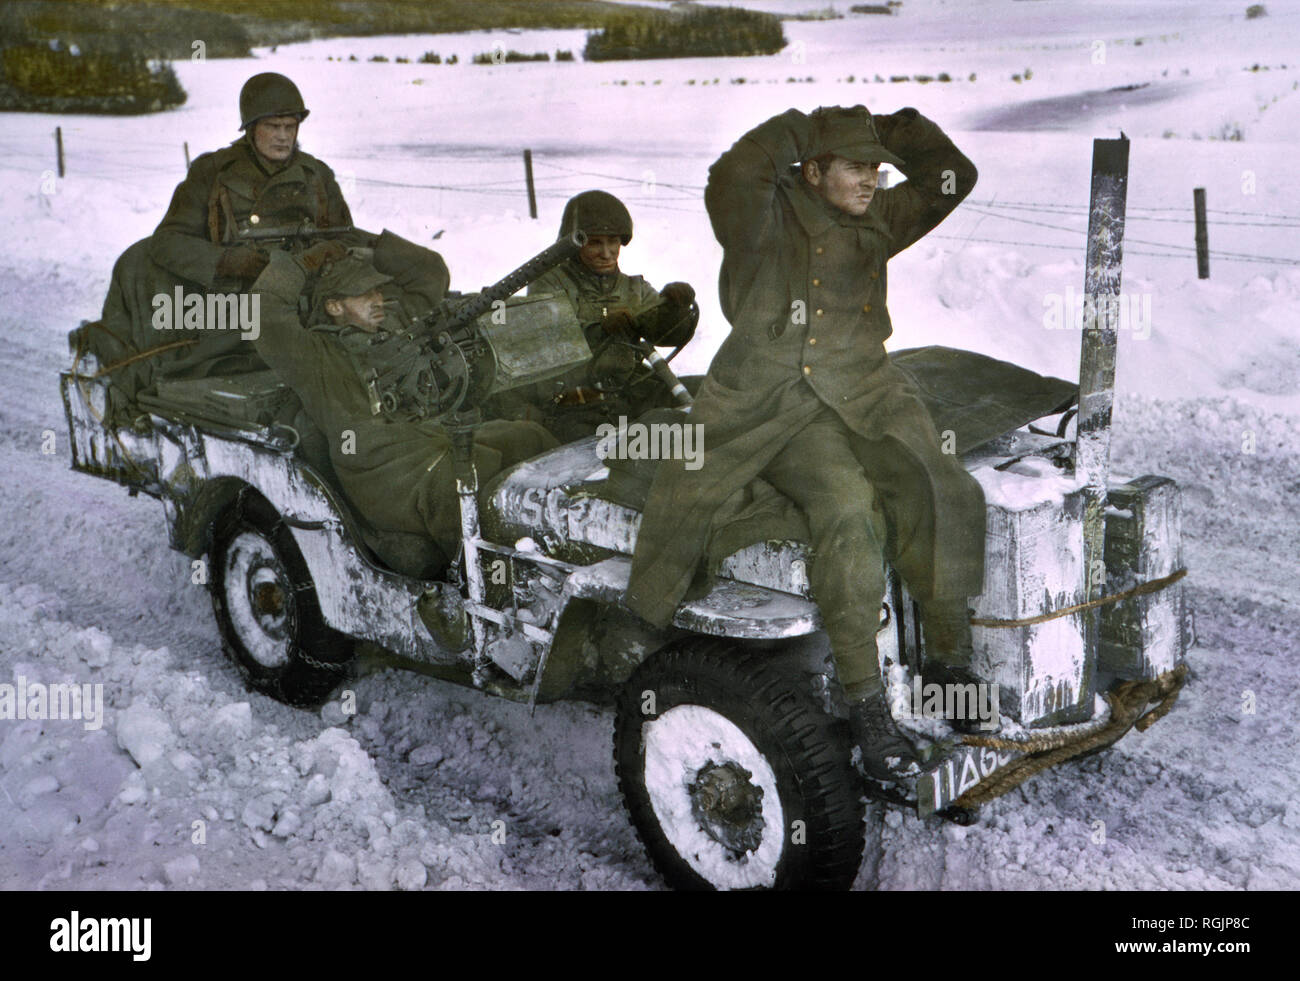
614;639;873;890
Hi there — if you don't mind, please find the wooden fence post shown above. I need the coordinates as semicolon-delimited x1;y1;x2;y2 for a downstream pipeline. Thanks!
1193;187;1209;279
523;149;538;219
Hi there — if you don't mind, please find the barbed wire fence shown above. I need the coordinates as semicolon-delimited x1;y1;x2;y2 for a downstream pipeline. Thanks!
3;131;1296;268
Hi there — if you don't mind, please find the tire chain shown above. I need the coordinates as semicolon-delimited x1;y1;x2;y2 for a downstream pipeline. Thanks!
296;647;353;676
230;485;354;679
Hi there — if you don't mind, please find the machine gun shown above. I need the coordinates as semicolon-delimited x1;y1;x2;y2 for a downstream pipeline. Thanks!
358;231;594;423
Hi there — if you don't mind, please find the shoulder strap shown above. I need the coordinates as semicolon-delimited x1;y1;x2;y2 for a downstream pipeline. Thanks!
204;145;245;245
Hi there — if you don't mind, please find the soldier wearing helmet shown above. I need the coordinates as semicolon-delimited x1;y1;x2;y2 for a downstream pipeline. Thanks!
149;72;367;298
489;190;700;442
78;73;399;427
102;71;379;385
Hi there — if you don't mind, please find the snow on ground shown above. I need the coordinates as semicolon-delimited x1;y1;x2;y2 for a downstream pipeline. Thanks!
1;0;1298;889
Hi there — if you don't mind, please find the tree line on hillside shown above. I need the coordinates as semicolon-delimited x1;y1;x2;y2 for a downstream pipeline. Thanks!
585;6;787;61
0;43;186;114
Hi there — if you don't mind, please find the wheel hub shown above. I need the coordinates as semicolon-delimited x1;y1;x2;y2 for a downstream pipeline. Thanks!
223;531;295;669
689;761;765;856
252;580;285;617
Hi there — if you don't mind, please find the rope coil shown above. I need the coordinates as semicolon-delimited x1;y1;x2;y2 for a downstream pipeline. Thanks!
950;663;1189;810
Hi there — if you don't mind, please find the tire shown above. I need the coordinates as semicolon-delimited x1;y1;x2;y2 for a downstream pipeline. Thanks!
208;489;354;708
614;638;873;890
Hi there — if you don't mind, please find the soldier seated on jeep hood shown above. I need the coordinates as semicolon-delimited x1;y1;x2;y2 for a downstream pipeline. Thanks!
486;190;701;443
625;105;989;781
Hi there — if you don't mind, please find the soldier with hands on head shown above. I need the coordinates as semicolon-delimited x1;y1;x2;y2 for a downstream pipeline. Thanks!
625;105;989;781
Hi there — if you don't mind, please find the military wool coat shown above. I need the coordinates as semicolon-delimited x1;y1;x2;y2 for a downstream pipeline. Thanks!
251;246;553;553
625;107;984;627
80;135;367;395
151;134;357;289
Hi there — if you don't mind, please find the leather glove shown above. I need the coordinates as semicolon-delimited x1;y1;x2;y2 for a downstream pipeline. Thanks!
649;310;697;349
641;283;699;348
600;308;638;340
299;239;349;272
215;245;270;281
871;107;919;148
659;282;695;308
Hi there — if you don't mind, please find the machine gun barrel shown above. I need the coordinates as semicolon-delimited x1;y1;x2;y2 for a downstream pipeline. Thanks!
234;220;355;244
442;231;586;334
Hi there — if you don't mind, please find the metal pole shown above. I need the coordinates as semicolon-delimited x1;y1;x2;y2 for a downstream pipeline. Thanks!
638;342;693;407
1193;187;1209;279
450;417;490;683
523;148;538;219
1076;135;1129;717
184;141;191;171
55;126;65;178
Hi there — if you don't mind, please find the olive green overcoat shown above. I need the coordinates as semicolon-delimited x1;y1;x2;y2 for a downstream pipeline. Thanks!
77;135;366;424
625;107;985;627
250;247;553;554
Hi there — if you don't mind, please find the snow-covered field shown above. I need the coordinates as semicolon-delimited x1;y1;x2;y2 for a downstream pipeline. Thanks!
1;0;1298;890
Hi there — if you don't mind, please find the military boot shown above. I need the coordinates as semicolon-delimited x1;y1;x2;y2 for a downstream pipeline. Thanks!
922;661;1001;735
848;691;919;783
920;601;1000;735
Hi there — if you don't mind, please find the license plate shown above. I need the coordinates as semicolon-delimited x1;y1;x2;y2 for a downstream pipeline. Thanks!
917;744;1021;816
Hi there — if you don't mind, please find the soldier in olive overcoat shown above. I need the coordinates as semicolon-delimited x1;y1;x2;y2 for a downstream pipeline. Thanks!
80;73;370;424
625;106;989;778
250;242;555;562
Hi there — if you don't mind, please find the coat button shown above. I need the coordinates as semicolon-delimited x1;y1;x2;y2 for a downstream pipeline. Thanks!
862;304;872;313
808;337;817;345
803;365;812;375
250;214;260;225
815;308;824;317
812;278;821;287
870;271;879;280
815;247;824;255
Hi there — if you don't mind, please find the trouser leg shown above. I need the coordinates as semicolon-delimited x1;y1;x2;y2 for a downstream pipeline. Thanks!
416;420;559;552
761;419;889;700
846;432;983;668
916;599;975;667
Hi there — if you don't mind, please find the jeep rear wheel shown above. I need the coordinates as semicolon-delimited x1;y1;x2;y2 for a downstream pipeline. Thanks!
614;639;874;890
209;489;353;708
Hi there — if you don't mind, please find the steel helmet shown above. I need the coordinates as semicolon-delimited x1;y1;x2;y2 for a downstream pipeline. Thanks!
558;190;633;245
239;72;310;130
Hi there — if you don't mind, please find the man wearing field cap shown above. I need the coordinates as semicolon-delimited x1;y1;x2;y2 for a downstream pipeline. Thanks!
626;104;988;781
250;241;554;563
